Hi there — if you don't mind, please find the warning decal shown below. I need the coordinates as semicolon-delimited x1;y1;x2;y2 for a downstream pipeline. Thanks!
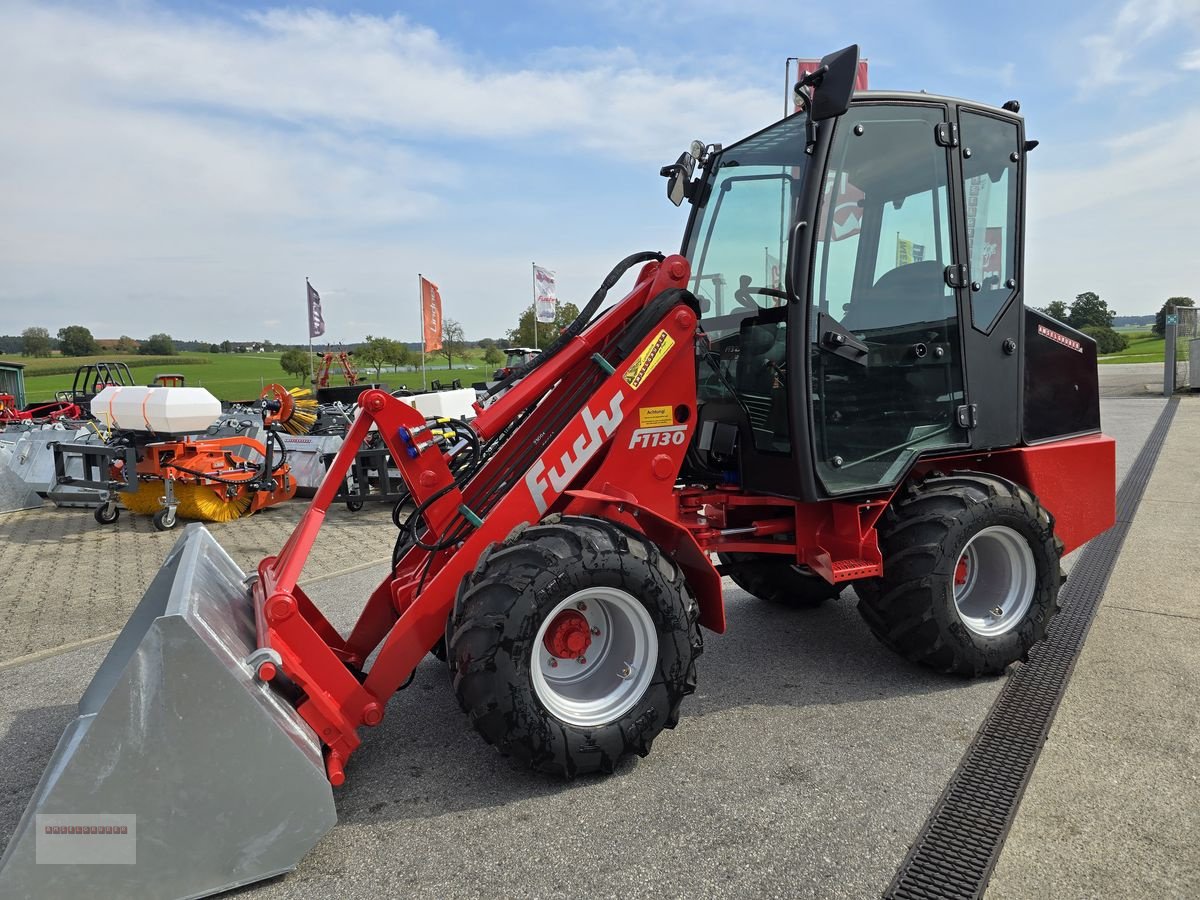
623;330;675;390
638;406;673;427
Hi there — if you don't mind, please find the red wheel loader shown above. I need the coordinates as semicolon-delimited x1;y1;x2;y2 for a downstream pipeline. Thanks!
0;46;1115;899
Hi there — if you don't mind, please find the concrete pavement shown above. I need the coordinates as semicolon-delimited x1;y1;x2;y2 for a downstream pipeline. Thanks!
0;395;1190;898
987;398;1200;900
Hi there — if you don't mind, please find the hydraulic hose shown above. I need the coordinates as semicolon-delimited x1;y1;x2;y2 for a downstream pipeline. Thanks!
482;250;665;399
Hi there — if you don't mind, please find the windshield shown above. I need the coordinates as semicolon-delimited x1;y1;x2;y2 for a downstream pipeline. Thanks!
683;114;810;322
682;115;810;456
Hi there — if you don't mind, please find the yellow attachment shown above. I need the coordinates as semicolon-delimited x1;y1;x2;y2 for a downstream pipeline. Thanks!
119;479;252;522
173;484;253;522
281;387;318;436
119;480;165;515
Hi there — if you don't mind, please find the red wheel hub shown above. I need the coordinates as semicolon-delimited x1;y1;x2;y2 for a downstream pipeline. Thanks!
543;610;592;659
955;557;970;586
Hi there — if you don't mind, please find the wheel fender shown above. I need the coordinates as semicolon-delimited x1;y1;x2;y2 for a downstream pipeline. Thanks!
563;488;725;633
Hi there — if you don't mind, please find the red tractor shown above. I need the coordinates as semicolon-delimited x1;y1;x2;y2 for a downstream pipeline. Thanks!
1;47;1115;900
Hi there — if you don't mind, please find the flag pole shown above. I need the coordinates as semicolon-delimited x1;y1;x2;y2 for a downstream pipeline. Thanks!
418;273;427;391
531;262;537;351
306;277;314;387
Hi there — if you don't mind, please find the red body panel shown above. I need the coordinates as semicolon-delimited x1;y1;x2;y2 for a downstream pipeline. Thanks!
915;434;1117;555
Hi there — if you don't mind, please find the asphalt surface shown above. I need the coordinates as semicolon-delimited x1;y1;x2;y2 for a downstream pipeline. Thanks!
0;396;1173;898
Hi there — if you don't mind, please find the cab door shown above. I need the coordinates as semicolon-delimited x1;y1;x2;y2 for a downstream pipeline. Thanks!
806;102;970;496
954;106;1025;450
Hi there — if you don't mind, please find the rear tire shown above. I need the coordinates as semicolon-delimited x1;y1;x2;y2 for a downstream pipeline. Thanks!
449;515;702;776
718;552;842;607
855;472;1063;676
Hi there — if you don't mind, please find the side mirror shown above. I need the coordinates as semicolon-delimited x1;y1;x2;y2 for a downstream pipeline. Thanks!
808;44;860;121
660;141;703;206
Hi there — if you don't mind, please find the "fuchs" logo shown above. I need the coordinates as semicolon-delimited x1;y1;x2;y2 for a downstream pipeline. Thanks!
526;391;625;514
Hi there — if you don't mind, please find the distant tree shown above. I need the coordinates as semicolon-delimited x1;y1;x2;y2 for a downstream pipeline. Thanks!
1066;292;1115;330
392;343;412;370
506;302;581;348
483;346;505;366
357;335;406;378
21;326;52;358
1153;296;1194;337
478;337;497;351
262;339;275;352
57;324;98;357
279;349;310;382
115;335;138;354
1080;325;1129;355
207;343;221;354
220;340;233;353
1037;300;1069;322
439;318;466;369
140;333;176;355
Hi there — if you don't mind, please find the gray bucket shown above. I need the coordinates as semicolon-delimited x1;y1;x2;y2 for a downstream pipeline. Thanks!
0;525;336;899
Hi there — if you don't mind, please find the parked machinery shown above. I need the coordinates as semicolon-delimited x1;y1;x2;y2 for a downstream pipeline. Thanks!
53;383;303;529
0;47;1117;899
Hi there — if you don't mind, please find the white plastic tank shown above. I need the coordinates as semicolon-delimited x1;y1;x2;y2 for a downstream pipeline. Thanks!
396;387;477;421
90;386;222;434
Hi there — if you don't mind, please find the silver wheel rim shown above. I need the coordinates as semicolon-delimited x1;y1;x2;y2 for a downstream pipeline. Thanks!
531;587;658;727
953;525;1037;637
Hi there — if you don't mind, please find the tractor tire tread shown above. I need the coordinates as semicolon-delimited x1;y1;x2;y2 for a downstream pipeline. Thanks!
855;470;1063;677
449;515;701;777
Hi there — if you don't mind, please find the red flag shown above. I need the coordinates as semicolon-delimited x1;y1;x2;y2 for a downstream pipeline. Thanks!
420;276;443;352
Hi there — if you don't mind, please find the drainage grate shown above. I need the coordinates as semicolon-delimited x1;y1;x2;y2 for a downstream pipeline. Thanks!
885;400;1180;900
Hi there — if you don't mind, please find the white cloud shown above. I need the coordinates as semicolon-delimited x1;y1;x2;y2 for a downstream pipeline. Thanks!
0;2;776;341
1078;0;1200;89
1027;110;1200;311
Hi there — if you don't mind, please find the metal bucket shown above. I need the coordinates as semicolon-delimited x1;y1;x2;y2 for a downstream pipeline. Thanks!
0;526;336;899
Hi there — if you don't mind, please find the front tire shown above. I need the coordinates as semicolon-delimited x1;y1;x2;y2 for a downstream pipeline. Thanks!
93;503;119;525
449;515;702;776
855;472;1063;676
717;552;842;607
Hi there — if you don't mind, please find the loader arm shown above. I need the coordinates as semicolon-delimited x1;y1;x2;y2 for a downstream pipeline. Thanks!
250;254;701;783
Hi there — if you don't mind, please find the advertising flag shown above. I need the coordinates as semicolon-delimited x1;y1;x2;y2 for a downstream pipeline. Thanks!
420;276;443;352
307;281;325;339
533;264;558;324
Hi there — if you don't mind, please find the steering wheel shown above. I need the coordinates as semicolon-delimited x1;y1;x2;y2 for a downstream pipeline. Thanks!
734;280;788;311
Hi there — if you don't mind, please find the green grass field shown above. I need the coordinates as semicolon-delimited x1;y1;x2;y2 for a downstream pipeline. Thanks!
9;352;495;402
1095;329;1181;365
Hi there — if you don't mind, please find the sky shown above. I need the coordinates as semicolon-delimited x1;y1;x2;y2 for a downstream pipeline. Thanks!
1;0;1198;344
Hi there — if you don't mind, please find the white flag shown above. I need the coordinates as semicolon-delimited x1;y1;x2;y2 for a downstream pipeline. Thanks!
533;264;557;323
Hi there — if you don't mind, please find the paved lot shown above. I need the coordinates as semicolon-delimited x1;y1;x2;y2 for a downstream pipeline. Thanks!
1097;361;1164;398
989;399;1200;900
0;502;394;664
0;396;1181;898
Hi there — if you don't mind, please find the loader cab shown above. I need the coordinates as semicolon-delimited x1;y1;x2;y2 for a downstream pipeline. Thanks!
681;88;1029;501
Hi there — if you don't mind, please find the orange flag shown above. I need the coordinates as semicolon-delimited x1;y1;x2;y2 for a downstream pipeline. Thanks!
420;276;443;352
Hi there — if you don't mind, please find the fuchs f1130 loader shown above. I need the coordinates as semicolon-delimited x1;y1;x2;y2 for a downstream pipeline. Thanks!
0;46;1115;899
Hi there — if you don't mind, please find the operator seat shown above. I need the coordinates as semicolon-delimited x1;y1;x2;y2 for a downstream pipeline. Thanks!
842;260;948;332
